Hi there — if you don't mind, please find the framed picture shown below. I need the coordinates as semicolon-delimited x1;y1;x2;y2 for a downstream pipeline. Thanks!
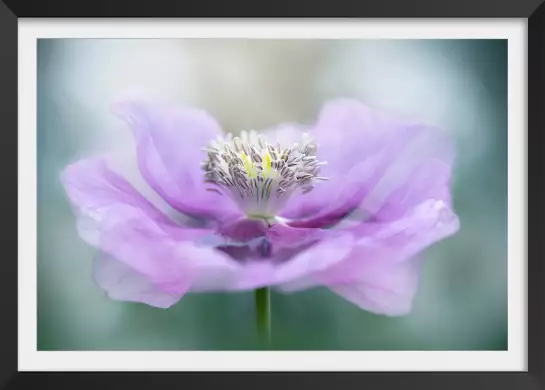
3;0;539;388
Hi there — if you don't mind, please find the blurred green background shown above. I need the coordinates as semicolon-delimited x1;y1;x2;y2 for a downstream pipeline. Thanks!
37;39;507;350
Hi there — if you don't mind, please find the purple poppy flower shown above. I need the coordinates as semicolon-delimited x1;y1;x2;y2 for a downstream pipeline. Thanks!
61;97;459;316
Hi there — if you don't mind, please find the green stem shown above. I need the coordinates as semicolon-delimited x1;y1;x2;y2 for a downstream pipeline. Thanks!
255;287;271;347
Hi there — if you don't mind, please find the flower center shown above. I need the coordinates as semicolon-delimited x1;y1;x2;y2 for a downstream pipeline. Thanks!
202;130;327;217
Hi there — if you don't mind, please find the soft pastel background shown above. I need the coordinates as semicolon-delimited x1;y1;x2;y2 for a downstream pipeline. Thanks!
37;39;507;350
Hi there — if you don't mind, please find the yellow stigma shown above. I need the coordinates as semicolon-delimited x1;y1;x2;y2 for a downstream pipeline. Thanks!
241;151;255;178
262;151;272;179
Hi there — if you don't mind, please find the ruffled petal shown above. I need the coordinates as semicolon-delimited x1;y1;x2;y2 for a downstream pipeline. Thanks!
61;156;222;301
189;232;355;292
269;233;355;288
266;222;328;249
283;99;454;228
93;252;183;308
278;198;459;315
325;199;458;315
328;256;422;316
111;97;241;222
203;218;329;259
61;156;187;247
348;198;459;264
190;196;454;298
187;217;354;292
318;199;459;282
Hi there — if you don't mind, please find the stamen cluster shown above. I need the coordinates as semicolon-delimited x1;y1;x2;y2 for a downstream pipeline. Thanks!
202;130;327;217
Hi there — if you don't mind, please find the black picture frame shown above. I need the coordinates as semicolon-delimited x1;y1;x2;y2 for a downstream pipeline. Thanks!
1;0;538;389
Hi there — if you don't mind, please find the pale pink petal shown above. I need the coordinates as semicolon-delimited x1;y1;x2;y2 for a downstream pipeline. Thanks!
202;218;329;259
270;233;355;286
278;198;459;315
111;97;241;222
283;99;454;229
328;256;422;316
190;232;355;292
93;252;183;308
313;199;458;285
322;199;457;315
61;156;187;247
61;156;223;299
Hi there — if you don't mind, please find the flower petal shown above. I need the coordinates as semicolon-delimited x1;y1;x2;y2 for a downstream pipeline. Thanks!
61;156;185;247
190;231;355;292
61;156;218;298
93;252;183;308
316;199;459;283
270;232;355;287
323;199;458;315
266;222;327;249
328;256;422;316
111;97;241;222
278;198;459;316
201;218;327;260
283;99;454;228
348;198;460;264
285;160;377;228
